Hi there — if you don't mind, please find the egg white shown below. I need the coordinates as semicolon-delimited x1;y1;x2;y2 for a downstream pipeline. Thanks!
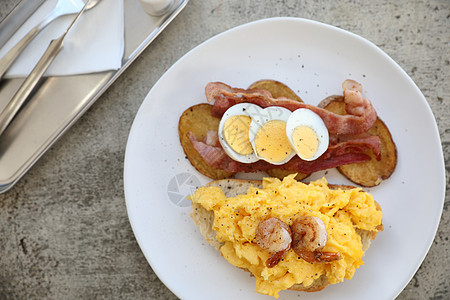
218;103;262;163
248;106;296;165
286;108;329;161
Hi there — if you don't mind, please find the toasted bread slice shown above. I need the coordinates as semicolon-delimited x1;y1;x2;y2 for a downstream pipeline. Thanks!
319;96;397;187
190;179;382;293
248;79;304;103
179;104;234;180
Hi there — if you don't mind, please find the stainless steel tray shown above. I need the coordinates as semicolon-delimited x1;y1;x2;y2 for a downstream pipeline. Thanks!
0;0;189;193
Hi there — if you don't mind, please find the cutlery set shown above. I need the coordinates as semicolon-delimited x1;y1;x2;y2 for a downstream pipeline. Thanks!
0;0;99;136
0;0;188;193
0;0;100;136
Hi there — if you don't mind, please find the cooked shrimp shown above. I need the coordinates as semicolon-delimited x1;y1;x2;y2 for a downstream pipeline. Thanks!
291;216;327;252
256;217;292;267
291;216;341;263
256;217;292;252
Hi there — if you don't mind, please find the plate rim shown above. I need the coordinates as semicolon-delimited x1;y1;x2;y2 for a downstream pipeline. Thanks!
124;16;445;300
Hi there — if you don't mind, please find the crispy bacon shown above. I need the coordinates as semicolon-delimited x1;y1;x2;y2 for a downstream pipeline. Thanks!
205;80;377;135
188;131;228;167
188;131;377;174
283;153;370;174
204;129;220;147
328;135;381;160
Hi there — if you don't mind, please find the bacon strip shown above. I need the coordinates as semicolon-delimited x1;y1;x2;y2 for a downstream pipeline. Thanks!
283;153;370;174
204;129;220;147
328;135;381;160
188;131;229;167
205;80;377;135
188;131;375;174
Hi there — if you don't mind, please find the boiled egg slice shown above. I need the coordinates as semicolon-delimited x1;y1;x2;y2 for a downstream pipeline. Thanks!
249;106;296;165
286;108;329;161
218;103;262;163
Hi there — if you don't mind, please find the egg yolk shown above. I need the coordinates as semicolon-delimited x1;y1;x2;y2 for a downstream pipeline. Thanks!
292;126;319;159
223;115;254;155
254;120;292;163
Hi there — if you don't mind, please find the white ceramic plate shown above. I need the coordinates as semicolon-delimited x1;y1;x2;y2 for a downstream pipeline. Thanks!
124;17;445;300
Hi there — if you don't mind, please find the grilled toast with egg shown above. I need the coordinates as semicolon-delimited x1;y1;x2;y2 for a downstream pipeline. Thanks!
190;178;383;295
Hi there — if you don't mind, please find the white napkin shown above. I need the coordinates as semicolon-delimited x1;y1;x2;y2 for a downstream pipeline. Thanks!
0;0;124;78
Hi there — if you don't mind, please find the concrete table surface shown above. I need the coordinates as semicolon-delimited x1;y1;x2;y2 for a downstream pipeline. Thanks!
0;0;448;299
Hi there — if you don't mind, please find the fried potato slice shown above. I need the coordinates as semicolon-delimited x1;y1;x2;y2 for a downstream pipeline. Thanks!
179;104;234;179
248;80;309;181
320;96;397;187
249;79;304;103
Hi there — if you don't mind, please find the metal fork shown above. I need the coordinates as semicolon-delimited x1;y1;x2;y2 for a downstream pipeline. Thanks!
0;0;99;137
0;0;100;81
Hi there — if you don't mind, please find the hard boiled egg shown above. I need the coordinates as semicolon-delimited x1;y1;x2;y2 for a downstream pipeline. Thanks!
286;108;329;161
218;103;262;163
249;106;296;165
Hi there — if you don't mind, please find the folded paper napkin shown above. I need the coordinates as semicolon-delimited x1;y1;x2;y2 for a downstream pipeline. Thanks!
0;0;124;78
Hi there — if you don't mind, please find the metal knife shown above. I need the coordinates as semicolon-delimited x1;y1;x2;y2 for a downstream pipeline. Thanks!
0;0;92;137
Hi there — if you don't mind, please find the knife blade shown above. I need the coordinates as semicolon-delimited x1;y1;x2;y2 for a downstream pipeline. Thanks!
0;0;92;137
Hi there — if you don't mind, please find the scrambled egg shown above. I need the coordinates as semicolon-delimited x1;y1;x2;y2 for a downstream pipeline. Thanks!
189;175;382;298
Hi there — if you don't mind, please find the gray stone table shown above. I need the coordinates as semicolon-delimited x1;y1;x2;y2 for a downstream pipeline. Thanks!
0;0;448;299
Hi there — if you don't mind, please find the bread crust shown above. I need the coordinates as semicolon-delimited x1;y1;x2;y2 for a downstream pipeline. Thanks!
190;179;382;293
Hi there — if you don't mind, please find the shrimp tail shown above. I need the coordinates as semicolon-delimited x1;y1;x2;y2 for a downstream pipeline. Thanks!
297;250;342;264
266;246;290;268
